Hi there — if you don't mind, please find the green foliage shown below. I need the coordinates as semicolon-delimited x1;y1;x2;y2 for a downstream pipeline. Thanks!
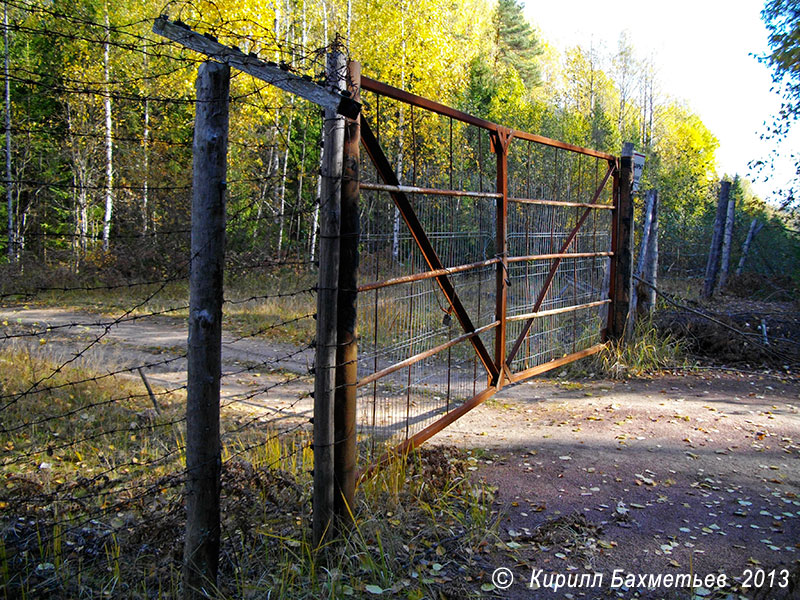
0;0;794;288
762;0;800;126
493;0;543;88
757;0;800;210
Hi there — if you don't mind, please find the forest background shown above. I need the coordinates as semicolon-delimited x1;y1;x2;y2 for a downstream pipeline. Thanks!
0;0;798;290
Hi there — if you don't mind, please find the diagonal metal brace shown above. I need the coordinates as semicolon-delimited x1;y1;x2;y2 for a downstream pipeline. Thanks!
153;16;361;119
505;161;615;368
360;116;500;382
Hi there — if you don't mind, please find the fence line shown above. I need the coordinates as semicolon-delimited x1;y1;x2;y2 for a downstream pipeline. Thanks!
1;5;634;598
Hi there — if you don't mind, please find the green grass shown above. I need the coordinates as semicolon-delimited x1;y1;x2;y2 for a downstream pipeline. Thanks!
595;319;687;379
0;348;500;599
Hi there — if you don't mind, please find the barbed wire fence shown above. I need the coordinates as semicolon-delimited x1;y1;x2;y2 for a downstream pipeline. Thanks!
0;1;342;596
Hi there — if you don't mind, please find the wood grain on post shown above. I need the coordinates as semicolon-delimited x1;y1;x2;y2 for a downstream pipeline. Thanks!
334;60;360;526
640;190;659;316
631;189;657;324
313;50;346;548
736;218;763;276
702;180;730;298
609;143;634;341
716;180;736;294
184;60;229;600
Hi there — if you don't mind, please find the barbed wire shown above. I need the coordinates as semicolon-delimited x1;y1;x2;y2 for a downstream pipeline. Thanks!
0;1;346;594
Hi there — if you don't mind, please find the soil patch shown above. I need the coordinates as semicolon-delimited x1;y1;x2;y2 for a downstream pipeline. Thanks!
655;296;799;368
431;371;800;599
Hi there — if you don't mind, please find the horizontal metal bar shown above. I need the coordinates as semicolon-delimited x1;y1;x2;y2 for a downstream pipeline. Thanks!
507;251;613;264
508;197;614;210
358;258;500;292
361;182;502;199
357;321;499;388
506;299;611;323
507;343;606;384
505;162;615;368
153;17;360;118
512;130;616;161
360;76;616;161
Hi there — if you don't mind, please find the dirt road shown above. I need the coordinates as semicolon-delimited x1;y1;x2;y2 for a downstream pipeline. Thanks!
431;372;800;599
0;306;316;421
3;305;798;598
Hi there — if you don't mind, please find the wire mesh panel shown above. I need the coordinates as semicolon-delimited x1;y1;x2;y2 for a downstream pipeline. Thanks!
504;140;614;377
354;80;618;461
354;80;618;460
356;88;499;455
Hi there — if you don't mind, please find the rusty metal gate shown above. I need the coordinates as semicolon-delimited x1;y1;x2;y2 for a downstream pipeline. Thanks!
353;76;623;460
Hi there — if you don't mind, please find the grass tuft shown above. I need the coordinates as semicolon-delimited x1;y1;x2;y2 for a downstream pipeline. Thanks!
597;319;687;379
1;349;499;599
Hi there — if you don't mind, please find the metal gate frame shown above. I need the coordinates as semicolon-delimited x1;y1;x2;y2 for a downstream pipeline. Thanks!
350;73;634;458
151;16;635;545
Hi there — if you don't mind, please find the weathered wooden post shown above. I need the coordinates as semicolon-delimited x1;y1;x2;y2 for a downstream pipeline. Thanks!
736;218;763;276
716;178;737;294
609;143;634;341
702;180;730;298
333;60;361;526
631;189;659;323
184;60;229;600
313;50;346;547
639;190;659;316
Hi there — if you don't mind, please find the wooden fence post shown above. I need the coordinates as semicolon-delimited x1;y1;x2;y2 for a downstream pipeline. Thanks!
736;218;763;276
313;50;346;548
184;60;229;600
716;179;736;294
639;190;659;316
609;143;634;341
630;188;656;324
334;59;360;526
702;180;730;298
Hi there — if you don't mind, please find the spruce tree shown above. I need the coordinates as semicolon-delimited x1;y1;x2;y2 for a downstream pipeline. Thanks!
494;0;542;88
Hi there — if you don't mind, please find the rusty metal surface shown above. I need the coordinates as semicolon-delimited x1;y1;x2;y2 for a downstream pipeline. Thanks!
360;75;615;161
358;258;501;292
360;117;499;381
356;78;621;463
361;182;502;199
504;162;615;367
508;196;614;209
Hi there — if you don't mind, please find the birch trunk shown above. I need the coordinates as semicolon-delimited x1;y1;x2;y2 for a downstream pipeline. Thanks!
142;41;150;234
391;34;407;262
4;2;13;262
101;4;113;252
277;106;293;256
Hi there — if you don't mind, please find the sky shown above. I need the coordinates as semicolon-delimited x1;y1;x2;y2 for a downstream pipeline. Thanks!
523;0;797;203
